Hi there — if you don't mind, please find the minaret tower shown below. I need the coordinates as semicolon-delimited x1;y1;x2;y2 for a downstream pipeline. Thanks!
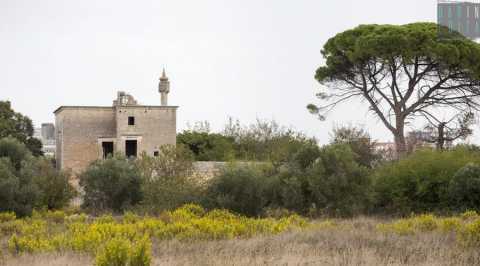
159;69;170;106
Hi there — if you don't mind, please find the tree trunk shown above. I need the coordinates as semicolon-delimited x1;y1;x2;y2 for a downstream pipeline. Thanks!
393;117;407;158
436;123;446;150
394;133;407;158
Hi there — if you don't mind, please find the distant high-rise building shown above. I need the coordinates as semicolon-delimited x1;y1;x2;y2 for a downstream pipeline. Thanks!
438;0;480;40
34;123;56;157
41;123;55;140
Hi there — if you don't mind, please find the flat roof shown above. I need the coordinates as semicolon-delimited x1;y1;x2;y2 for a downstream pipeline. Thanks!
54;105;179;114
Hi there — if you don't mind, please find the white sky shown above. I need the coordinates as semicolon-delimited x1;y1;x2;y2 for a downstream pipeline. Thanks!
1;0;462;144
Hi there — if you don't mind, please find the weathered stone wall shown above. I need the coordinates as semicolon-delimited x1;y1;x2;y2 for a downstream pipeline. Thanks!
55;105;177;176
192;161;227;179
115;106;177;157
192;161;266;180
55;107;116;174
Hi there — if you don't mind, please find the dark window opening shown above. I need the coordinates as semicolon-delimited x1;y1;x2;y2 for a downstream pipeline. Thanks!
128;116;135;125
102;142;114;159
125;140;137;158
154;151;159;157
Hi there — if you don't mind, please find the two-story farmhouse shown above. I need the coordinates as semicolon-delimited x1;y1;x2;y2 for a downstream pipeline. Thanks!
54;71;177;174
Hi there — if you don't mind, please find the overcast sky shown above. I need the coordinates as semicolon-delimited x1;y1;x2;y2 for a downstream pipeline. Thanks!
1;0;449;144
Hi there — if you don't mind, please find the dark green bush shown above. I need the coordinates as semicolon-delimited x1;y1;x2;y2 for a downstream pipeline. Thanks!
0;101;43;156
268;144;372;217
223;118;318;165
177;131;235;161
31;159;76;210
0;137;30;170
286;141;321;170
448;163;480;211
0;157;40;217
205;143;371;217
0;138;74;216
206;164;272;217
137;145;203;213
373;147;480;214
267;169;307;214
331;125;380;168
304;144;372;216
80;155;143;213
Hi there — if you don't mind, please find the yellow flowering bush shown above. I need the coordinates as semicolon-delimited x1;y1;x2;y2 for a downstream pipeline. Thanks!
377;218;415;235
1;204;310;258
43;210;66;223
0;212;16;223
0;219;25;235
377;214;439;235
7;205;480;263
95;237;130;266
412;214;438;232
458;219;480;247
460;210;479;220
65;213;88;223
438;217;462;233
377;211;480;247
94;235;152;266
129;235;152;266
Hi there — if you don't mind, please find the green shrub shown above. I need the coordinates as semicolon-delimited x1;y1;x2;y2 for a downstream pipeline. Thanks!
448;163;480;211
31;159;76;210
0;101;43;156
80;155;143;213
177;131;235;161
267;170;307;214
206;144;371;217
0;138;73;216
373;147;480;214
206;164;272;216
223;118;317;165
304;144;372;216
0;157;41;217
285;141;321;170
330;125;380;168
137;145;203;213
0;137;30;170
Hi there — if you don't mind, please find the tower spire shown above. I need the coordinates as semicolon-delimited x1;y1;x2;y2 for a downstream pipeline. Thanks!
159;69;170;106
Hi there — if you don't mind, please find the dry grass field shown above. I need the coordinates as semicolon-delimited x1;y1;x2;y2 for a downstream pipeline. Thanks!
2;217;479;266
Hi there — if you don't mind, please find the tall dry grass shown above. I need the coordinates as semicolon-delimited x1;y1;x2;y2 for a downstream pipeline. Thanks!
3;217;480;266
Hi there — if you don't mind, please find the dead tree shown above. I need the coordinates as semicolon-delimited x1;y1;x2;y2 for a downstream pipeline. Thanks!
421;112;475;150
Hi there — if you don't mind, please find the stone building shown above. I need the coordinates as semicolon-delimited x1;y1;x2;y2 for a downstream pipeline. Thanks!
54;71;177;174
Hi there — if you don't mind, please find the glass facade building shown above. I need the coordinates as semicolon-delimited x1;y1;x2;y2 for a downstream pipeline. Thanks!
438;0;480;39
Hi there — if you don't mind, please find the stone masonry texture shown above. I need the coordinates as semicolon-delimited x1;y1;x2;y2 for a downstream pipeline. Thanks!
55;92;177;176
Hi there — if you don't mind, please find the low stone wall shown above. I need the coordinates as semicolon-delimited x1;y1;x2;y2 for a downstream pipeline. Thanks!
192;161;265;179
69;161;263;206
192;161;227;179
